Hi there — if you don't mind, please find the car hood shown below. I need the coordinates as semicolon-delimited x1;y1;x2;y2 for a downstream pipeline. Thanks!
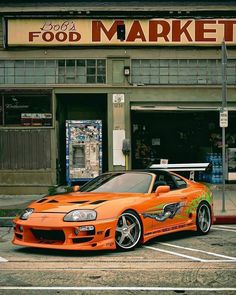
30;192;146;213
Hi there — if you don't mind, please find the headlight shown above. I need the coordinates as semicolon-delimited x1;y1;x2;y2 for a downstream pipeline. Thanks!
20;208;34;220
64;210;97;222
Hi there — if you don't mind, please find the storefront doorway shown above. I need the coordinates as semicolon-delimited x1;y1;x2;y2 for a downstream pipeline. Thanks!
56;93;108;185
131;110;236;172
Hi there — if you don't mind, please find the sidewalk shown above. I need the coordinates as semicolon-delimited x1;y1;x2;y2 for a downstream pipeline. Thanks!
0;194;44;227
0;186;236;226
210;185;236;224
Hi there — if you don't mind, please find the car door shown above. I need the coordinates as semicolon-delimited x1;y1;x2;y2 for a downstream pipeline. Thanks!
143;172;189;234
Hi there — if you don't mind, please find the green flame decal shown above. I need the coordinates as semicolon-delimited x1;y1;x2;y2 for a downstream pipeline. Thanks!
185;190;212;215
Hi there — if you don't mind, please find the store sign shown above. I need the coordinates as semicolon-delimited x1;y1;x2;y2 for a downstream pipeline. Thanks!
21;113;52;126
6;19;236;46
113;94;125;104
160;159;169;167
220;109;228;128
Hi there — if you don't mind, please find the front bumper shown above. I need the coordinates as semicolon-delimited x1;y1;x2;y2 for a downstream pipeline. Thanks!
12;213;117;250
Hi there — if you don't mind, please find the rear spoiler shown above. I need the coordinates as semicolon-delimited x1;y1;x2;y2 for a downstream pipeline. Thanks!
149;163;211;181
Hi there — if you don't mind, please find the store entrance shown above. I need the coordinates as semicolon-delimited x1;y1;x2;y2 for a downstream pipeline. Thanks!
131;110;236;170
56;94;108;185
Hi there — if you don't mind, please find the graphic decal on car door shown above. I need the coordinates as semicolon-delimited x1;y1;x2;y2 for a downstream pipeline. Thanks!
185;192;212;215
142;202;185;222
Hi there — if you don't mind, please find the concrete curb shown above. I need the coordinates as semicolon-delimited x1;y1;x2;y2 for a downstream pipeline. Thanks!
0;217;14;227
214;215;236;224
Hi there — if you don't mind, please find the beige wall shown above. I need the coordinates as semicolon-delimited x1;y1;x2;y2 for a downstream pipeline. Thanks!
0;42;236;193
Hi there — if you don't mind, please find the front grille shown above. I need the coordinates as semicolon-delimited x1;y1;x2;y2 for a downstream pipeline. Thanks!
31;229;65;242
72;237;94;244
15;233;23;239
105;229;111;237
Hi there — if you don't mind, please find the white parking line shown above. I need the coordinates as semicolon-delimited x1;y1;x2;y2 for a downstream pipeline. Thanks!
0;287;236;292
144;245;206;262
214;225;236;230
212;227;236;233
160;242;236;261
145;245;236;263
0;256;8;262
199;260;236;263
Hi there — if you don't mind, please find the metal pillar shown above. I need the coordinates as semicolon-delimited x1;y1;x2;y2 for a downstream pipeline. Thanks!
221;41;227;212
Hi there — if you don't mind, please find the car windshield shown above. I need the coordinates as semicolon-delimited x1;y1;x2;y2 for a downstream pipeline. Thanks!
79;172;153;193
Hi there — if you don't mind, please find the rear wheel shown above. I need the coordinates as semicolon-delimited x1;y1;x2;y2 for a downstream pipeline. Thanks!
115;211;142;250
196;202;212;235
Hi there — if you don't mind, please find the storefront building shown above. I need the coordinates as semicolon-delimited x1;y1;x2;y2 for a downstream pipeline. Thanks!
0;1;236;194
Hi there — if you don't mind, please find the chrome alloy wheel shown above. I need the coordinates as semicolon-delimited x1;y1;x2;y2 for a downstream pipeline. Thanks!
115;212;141;250
197;203;211;234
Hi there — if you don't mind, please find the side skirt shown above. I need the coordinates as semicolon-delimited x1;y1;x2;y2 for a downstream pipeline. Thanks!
142;223;197;244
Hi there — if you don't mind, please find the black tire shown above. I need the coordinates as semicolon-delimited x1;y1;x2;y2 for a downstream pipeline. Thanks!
196;202;212;235
115;210;142;250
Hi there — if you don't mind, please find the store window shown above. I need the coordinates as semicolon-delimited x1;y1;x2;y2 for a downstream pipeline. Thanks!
58;59;106;84
131;110;236;184
131;59;236;85
0;100;2;125
0;94;52;127
0;59;106;85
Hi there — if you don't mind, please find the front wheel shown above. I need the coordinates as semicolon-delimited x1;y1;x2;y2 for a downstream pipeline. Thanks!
196;202;212;235
115;211;142;250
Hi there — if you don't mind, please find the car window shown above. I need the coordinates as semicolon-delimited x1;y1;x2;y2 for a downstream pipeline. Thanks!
172;175;187;189
80;172;153;193
152;180;167;192
152;172;177;191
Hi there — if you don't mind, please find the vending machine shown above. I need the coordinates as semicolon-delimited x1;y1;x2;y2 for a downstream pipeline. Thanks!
66;120;102;185
227;148;236;181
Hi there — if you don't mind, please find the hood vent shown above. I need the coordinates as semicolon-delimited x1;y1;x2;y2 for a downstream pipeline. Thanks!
90;200;107;205
69;200;88;204
48;199;59;203
36;198;48;203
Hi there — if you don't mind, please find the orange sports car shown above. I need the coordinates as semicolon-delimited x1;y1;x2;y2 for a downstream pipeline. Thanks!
13;169;213;251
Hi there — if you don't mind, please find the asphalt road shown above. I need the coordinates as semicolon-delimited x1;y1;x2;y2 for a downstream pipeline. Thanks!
0;225;236;295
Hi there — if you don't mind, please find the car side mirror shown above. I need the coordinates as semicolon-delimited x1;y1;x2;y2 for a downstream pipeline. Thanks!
155;185;170;196
72;185;80;192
